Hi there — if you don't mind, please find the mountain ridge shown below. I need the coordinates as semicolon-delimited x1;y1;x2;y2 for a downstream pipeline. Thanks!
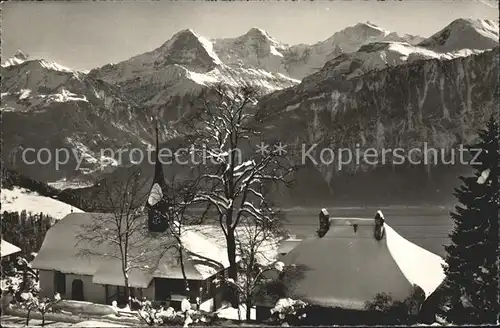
1;18;498;206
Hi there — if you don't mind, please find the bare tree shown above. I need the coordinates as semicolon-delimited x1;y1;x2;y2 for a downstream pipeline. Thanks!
184;83;295;283
157;173;206;293
230;206;285;321
148;168;224;297
76;168;157;304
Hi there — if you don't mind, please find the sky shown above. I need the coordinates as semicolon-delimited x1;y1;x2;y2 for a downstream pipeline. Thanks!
1;0;498;71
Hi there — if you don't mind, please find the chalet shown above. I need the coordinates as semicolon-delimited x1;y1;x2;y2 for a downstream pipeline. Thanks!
257;209;446;325
31;122;233;311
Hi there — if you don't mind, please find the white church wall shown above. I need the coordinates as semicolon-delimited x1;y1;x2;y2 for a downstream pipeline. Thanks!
65;273;106;304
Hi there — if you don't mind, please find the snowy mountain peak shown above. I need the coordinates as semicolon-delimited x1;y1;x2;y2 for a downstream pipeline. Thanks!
2;49;30;67
418;18;499;52
347;21;389;37
33;59;75;72
356;21;388;33
445;18;499;38
2;50;76;73
313;21;392;56
232;27;284;49
157;28;222;70
168;28;199;43
243;27;276;42
212;27;287;74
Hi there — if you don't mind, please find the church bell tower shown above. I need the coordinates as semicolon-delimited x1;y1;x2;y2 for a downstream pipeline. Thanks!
145;118;169;233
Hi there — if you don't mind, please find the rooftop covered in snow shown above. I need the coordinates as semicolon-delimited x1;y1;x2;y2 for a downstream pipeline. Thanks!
1;239;21;258
31;213;232;288
273;213;446;310
32;212;278;288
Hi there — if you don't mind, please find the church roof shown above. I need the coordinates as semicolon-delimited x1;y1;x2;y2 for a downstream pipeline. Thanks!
31;213;279;288
277;216;445;310
31;213;232;288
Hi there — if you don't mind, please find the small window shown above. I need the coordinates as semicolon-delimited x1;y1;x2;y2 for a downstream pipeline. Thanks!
54;271;66;295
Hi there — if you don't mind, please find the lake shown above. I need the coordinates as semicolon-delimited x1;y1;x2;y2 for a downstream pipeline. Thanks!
279;206;455;258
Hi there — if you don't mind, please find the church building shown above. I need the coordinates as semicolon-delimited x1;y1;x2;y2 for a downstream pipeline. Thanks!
31;123;232;311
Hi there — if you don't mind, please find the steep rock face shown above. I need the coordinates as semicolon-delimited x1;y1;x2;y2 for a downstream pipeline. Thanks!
213;27;289;75
257;48;499;205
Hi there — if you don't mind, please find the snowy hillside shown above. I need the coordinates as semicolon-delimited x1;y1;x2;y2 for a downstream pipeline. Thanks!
418;18;499;53
1;187;84;220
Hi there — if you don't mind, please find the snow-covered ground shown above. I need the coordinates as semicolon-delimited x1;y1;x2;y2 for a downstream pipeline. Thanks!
72;321;127;327
1;187;83;220
216;304;256;321
1;316;129;327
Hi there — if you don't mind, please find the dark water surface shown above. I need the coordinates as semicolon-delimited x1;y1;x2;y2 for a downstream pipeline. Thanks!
279;206;454;258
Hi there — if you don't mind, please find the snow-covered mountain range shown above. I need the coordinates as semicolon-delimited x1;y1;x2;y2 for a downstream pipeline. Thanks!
257;47;498;204
1;18;498;205
87;18;497;108
87;21;428;100
1;52;156;181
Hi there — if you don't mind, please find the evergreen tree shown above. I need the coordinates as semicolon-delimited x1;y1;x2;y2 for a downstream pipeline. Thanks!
441;115;499;324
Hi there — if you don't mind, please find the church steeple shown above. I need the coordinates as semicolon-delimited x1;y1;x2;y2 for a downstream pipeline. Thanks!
153;118;166;187
146;116;169;233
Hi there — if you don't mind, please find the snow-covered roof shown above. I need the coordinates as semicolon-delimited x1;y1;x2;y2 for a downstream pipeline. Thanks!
277;215;445;310
1;239;21;257
1;187;84;220
278;238;302;255
31;213;233;288
147;183;163;206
